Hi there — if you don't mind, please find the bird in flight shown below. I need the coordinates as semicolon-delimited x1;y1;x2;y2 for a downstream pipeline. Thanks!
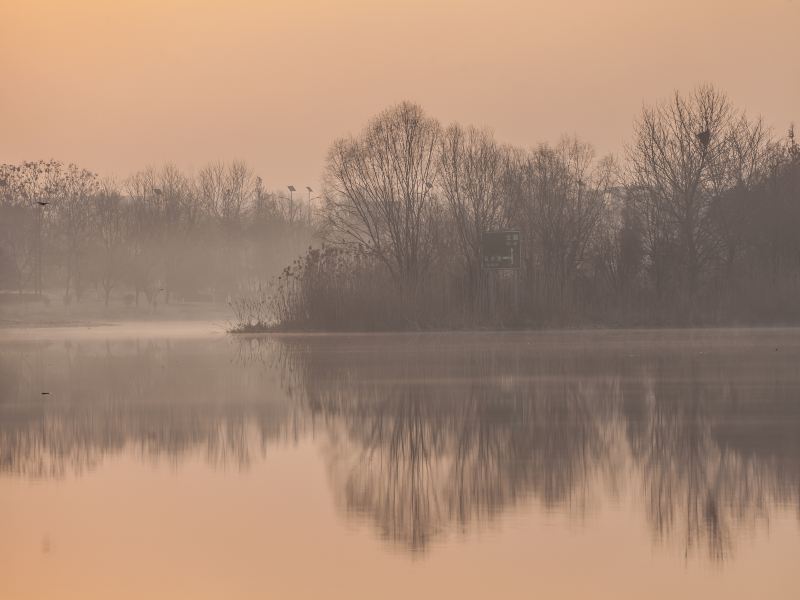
36;201;49;206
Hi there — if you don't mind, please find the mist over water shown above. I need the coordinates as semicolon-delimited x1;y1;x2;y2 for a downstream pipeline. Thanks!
2;327;799;598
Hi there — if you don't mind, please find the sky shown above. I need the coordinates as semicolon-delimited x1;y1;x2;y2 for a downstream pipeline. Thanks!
1;0;798;189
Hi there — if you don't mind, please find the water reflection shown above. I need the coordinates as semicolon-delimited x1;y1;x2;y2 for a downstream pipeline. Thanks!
1;330;799;560
270;333;800;558
0;338;298;477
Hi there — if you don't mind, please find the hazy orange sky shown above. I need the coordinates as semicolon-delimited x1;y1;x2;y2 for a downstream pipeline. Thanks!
1;0;797;189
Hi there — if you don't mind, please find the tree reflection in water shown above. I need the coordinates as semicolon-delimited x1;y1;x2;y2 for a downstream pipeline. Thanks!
273;333;800;558
1;331;798;560
0;337;298;477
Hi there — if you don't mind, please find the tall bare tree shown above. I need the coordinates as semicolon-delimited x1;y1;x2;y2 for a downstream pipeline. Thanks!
323;102;441;292
125;168;163;307
92;180;128;307
515;138;613;312
55;164;99;301
627;85;772;303
438;124;510;298
197;160;255;233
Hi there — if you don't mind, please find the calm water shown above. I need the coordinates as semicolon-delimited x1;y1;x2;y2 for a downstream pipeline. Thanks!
1;326;799;599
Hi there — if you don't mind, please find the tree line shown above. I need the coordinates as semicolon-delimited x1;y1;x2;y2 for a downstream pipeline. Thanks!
257;85;799;330
3;85;798;328
0;161;313;308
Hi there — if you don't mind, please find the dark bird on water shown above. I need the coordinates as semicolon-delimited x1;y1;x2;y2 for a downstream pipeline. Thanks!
696;129;711;148
41;392;50;395
36;201;49;206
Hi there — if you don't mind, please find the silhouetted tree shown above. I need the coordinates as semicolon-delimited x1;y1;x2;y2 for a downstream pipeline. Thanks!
323;102;441;296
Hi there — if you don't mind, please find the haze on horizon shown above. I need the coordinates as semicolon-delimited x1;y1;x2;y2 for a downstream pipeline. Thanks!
1;0;797;187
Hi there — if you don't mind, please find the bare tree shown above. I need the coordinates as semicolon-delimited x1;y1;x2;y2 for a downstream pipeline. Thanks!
195;161;259;298
438;124;510;301
125;168;163;307
54;164;99;302
92;180;128;307
594;188;645;304
516;138;613;313
197;160;255;233
153;164;194;303
0;161;64;294
323;102;441;293
627;85;772;305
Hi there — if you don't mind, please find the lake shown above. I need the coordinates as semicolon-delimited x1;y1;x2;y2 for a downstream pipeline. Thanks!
1;326;799;599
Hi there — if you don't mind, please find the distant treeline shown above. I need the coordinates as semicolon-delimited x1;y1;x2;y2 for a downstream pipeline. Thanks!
3;85;798;328
0;161;313;307
234;85;799;330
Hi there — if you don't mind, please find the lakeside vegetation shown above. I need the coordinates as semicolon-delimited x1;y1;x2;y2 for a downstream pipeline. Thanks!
2;85;798;332
232;86;800;331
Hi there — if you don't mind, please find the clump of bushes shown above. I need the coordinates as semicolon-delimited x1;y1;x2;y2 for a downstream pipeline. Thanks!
267;245;405;331
228;285;273;332
230;244;468;332
229;243;530;332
